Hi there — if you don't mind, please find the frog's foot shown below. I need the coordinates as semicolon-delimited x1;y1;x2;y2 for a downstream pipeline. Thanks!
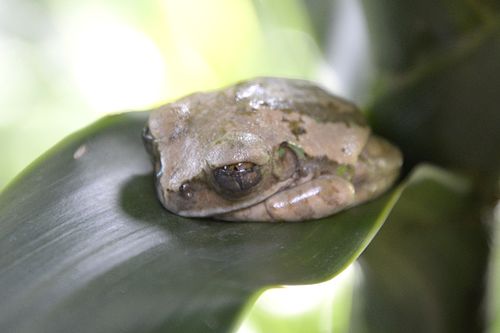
216;175;355;222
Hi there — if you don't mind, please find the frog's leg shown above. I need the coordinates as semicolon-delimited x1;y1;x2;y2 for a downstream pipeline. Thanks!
218;175;355;222
264;175;355;221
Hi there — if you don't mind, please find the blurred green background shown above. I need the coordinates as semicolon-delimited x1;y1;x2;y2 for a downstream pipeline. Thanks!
1;0;375;190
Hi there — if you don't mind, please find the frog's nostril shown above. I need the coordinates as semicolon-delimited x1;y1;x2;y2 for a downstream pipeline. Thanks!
179;182;194;199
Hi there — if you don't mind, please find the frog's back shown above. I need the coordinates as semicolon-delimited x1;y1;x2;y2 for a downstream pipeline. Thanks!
231;77;367;126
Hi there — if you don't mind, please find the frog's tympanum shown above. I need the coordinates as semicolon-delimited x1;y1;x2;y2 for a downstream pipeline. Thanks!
143;77;402;222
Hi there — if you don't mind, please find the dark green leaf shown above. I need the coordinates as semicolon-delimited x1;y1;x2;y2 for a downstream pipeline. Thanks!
352;166;488;333
0;112;401;333
362;0;500;183
361;0;499;73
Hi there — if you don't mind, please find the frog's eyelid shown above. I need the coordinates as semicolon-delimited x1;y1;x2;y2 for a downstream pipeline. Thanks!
209;160;263;170
206;152;269;169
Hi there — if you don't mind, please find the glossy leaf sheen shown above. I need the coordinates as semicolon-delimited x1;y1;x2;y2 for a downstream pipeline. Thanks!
0;112;401;333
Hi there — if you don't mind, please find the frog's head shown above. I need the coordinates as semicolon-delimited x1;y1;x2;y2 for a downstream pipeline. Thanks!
144;119;303;217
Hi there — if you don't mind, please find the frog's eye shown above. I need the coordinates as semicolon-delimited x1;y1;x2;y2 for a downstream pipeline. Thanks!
213;162;262;194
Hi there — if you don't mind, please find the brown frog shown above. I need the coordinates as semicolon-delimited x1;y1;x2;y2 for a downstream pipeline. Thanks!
143;77;402;222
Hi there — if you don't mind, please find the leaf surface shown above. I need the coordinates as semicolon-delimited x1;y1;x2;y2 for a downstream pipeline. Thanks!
0;112;401;333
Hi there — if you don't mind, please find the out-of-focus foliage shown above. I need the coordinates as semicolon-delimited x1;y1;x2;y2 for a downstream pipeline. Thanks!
238;263;357;333
362;0;500;182
0;0;324;189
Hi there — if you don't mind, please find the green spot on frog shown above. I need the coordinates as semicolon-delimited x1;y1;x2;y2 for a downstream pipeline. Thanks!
286;142;305;160
336;164;354;180
277;146;286;158
277;142;305;160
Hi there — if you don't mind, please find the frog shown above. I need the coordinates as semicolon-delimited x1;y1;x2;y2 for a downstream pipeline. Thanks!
143;77;402;222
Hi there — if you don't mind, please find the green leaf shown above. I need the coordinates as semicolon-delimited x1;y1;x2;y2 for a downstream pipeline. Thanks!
0;112;401;333
352;166;488;333
361;0;499;73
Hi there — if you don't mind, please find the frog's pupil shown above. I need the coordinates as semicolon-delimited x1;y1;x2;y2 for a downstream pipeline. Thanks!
213;162;261;194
